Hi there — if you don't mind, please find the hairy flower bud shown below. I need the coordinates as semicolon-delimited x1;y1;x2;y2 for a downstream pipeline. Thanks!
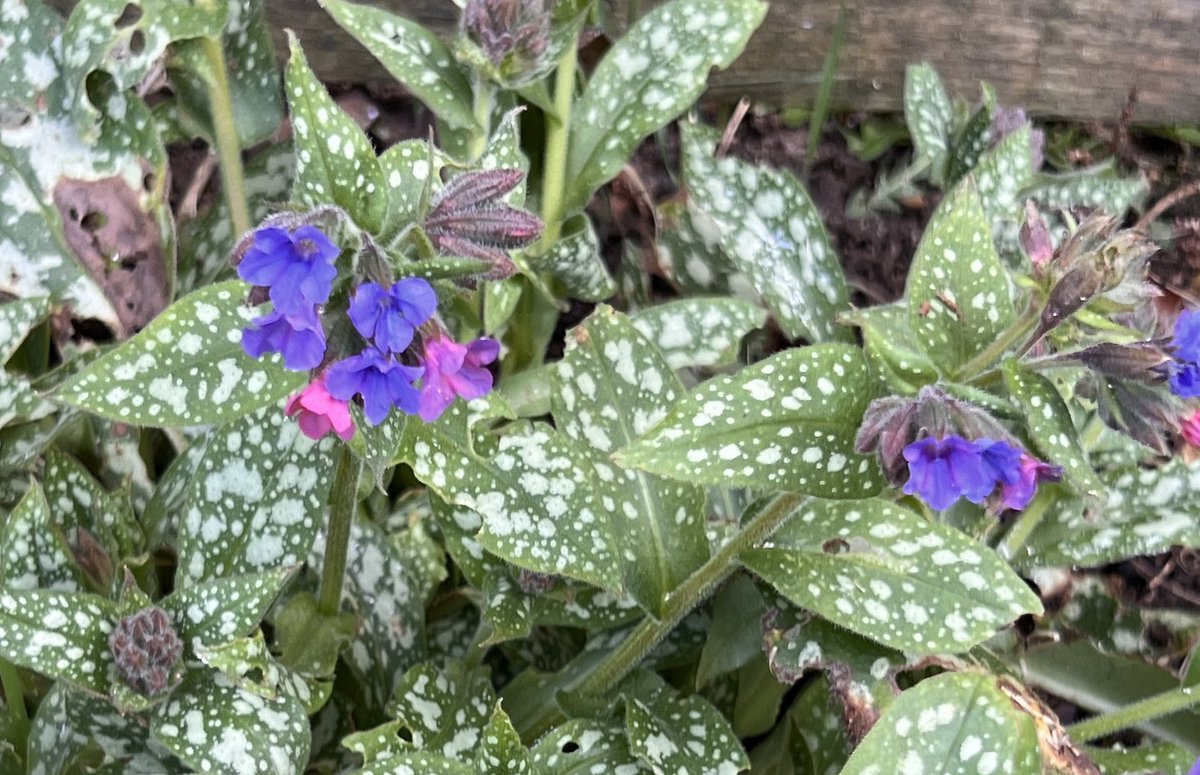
424;169;543;279
1075;341;1172;382
1088;375;1181;455
1019;200;1054;268
109;606;183;697
463;0;552;84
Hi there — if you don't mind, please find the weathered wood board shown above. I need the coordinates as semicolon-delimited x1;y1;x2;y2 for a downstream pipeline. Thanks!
47;0;1200;123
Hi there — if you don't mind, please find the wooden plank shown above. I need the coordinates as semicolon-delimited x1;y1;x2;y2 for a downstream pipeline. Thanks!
46;0;1200;123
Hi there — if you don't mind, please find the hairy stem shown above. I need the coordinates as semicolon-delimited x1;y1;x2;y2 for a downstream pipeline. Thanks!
996;488;1052;561
317;445;362;617
0;659;28;753
468;73;494;161
957;300;1041;382
537;45;578;250
1066;684;1200;743
200;36;251;238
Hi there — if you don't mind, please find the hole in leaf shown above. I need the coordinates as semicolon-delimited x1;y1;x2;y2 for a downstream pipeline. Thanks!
80;211;107;232
397;727;413;744
129;30;146;55
113;3;142;28
560;741;580;754
142;172;155;192
822;537;849;554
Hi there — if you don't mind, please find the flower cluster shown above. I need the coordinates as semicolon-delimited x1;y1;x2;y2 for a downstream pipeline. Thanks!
1168;308;1200;397
238;224;502;440
902;435;1060;512
108;606;183;697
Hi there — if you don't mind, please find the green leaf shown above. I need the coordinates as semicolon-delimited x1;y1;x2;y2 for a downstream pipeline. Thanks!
0;0;62;122
626;689;749;775
475;703;533;775
741;498;1043;653
681;122;851;343
0;296;49;360
285;33;387;232
695;576;765;689
153;672;311;775
1028;161;1148;217
655;200;738;293
0;480;84;591
840;672;1042;775
429;493;502;589
1087;742;1198;775
525;214;615;302
563;0;767;212
529;719;648;774
905;177;1014;375
748;677;850;775
195;631;330;714
631;299;764;371
386;662;495;758
161;566;294;652
57;281;306;426
554;307;708;613
399;403;622;590
840;303;938;394
378;139;449;239
972;124;1035;233
616;344;885;496
1014;462;1200;568
904;64;954;182
347;406;406;490
0;588;115;694
1003;361;1105;499
175;404;337;586
43;447;143;564
320;0;477;131
945;88;996;185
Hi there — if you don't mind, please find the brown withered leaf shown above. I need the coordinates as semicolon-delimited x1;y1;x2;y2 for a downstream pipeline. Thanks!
999;678;1102;775
53;174;169;338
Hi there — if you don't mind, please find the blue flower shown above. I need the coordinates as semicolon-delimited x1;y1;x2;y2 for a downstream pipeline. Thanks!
1188;756;1200;775
325;348;424;425
1169;361;1200;398
237;225;339;316
347;279;437;353
976;439;1023;487
902;436;996;511
1173;308;1200;363
241;307;326;371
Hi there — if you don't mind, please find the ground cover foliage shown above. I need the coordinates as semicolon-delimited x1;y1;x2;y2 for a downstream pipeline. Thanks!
1;0;1199;772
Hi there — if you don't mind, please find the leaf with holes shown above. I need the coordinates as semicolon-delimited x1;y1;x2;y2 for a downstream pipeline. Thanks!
0;480;85;591
152;672;311;775
0;588;115;694
905;177;1014;375
526;215;615;302
386;662;495;758
529;719;647;773
160;566;294;652
1014;462;1200;568
1003;361;1105;499
399;402;622;590
175;404;336;587
625;688;749;775
840;303;938;395
563;0;766;213
904;63;954;183
616;344;885;496
632;298;764;370
682;122;851;343
554;306;708;614
321;0;477;131
1028;161;1148;216
839;672;1042;775
57;281;306;426
285;33;387;232
742;498;1043;653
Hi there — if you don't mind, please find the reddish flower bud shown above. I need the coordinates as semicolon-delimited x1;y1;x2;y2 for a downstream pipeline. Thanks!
109;606;183;697
423;169;542;279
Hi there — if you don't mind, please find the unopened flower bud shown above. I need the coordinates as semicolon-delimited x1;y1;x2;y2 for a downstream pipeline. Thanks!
1019;200;1054;268
1075;341;1172;382
1091;376;1181;455
463;0;552;84
424;169;543;279
109;606;183;697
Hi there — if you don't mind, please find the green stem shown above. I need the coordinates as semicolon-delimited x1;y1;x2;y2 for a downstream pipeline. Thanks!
0;659;28;753
200;35;251;238
536;45;578;251
317;445;362;617
468;73;494;161
956;300;1041;382
996;488;1052;561
575;492;806;696
1066;684;1200;742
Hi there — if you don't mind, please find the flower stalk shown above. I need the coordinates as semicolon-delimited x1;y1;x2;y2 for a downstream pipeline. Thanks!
1066;684;1200;743
200;35;251;238
536;44;578;250
316;444;363;617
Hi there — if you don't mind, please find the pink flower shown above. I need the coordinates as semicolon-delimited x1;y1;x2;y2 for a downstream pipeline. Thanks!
1180;411;1200;447
417;335;500;422
997;453;1061;511
285;375;355;441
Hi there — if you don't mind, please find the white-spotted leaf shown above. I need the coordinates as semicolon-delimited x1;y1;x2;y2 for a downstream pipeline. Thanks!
285;33;387;232
682;121;851;343
905;177;1014;375
152;671;311;775
57;280;306;426
0;588;115;694
176;404;336;587
386;662;494;758
42;446;143;563
563;0;767;212
616;344;886;497
655;200;739;293
554;306;708;614
972;124;1035;235
840;303;938;394
0;296;48;360
529;719;648;774
321;0;477;131
160;566;294;652
632;298;764;370
0;480;84;591
526;215;615;302
904;64;953;182
474;703;533;775
1003;361;1105;499
378;139;450;240
742;498;1043;653
626;690;748;775
839;672;1042;775
1028;161;1148;217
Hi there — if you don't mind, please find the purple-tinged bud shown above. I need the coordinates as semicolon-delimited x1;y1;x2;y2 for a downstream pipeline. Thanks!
517;569;557;595
1019;200;1054;268
423;169;543;279
1075;341;1173;382
1088;375;1180;455
463;0;552;83
109;606;183;697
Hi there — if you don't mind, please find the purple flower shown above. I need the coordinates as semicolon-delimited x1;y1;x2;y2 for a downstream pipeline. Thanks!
417;335;500;422
326;348;424;425
237;225;339;316
902;436;997;511
1172;308;1200;363
1169;361;1200;398
1187;756;1200;775
242;306;326;371
976;439;1023;487
998;454;1062;511
347;279;437;353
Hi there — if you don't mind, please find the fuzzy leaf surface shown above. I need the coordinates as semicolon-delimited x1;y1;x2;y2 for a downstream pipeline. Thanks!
0;588;115;694
631;298;764;370
161;566;294;652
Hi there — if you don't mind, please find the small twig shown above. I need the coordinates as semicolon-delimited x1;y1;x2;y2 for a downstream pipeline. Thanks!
177;152;219;220
716;98;751;158
1134;177;1200;233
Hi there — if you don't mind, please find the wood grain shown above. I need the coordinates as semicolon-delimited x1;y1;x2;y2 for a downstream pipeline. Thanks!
46;0;1200;123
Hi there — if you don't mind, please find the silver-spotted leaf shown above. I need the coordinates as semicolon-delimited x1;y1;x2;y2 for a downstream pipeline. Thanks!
285;33;387;232
526;215;615;302
616;344;885;496
655;200;739;293
0;480;84;591
626;690;748;775
1028;161;1148;217
378;139;450;240
0;587;115;694
631;298;764;370
161;566;294;652
386;662;495;758
474;703;533;775
742;498;1043;653
839;672;1042;775
840;303;938;394
682;121;851;343
563;0;767;212
42;446;143;564
904;64;954;182
175;404;336;587
57;280;306;426
529;719;648;774
905;177;1014;375
972;124;1035;236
